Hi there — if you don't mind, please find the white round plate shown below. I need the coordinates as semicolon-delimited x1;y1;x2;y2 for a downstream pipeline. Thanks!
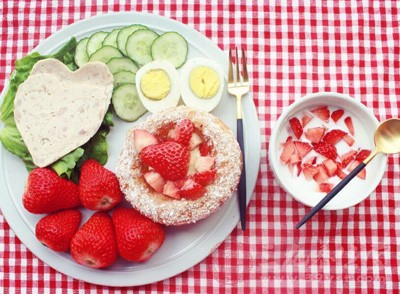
0;12;261;286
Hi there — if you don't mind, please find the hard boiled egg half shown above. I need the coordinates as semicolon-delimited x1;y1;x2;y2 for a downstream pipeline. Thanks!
180;57;224;112
135;60;180;113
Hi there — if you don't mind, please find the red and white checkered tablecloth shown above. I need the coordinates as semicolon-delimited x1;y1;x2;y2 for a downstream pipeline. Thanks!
1;1;400;292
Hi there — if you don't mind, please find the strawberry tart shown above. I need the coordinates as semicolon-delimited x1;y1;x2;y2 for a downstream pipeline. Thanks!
116;106;242;226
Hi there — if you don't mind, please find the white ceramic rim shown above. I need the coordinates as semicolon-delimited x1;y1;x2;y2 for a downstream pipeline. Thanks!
268;92;387;210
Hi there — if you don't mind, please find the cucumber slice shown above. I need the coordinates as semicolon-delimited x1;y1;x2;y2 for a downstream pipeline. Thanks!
106;57;139;74
117;24;147;56
126;29;159;65
113;70;136;87
88;46;123;63
112;83;147;122
103;28;121;48
74;37;89;68
87;31;108;56
151;32;188;68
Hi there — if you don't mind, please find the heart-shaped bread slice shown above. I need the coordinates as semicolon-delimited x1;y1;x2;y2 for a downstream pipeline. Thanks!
14;58;114;167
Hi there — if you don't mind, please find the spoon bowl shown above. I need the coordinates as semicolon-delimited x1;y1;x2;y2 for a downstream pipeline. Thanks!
374;118;400;154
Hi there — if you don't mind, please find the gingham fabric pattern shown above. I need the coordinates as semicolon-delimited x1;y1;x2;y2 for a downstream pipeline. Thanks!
1;1;400;292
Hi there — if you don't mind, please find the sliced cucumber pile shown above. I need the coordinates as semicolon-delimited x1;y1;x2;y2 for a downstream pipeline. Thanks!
126;29;159;65
102;28;120;48
117;24;148;56
88;45;123;63
74;37;89;67
113;70;136;88
112;83;147;122
86;31;109;56
74;24;189;121
151;32;188;68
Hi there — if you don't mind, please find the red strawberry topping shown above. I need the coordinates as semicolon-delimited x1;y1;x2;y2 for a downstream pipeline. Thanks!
140;141;189;181
344;116;355;136
199;141;212;156
311;105;330;122
192;169;217;186
133;129;158;152
347;161;366;179
312;141;337;160
180;179;206;200
175;119;194;146
289;117;303;139
340;150;357;168
343;134;355;146
323;129;347;145
331;109;344;122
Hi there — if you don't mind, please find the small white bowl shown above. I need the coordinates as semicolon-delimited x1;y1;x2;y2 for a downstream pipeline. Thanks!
268;92;387;210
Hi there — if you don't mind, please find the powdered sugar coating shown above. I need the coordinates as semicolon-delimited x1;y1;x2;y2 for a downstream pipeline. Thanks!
116;106;242;226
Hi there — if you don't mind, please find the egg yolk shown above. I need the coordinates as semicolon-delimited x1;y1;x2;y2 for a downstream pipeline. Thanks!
189;66;220;99
140;69;171;100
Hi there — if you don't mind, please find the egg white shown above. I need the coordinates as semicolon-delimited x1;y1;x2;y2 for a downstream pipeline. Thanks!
135;60;180;113
180;57;224;112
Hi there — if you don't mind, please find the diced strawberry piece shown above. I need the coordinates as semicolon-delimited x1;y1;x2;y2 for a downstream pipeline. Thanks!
313;167;330;183
286;136;293;143
342;134;355;146
344;116;355;136
347;161;366;179
305;156;317;165
322;159;337;177
336;168;348;180
312;141;337;160
304;127;326;143
192;169;217;186
311;106;330;122
289;153;302;164
133;129;158;152
194;156;215;172
301;114;313;127
180;179;206;200
303;164;318;180
318;183;333;193
198;142;212;156
331;109;344;122
296;162;302;177
143;171;166;193
175;119;194;146
294;141;312;158
189;133;203;150
355;149;371;162
289;117;303;139
340;150;357;168
280;139;296;164
323;129;347;145
162;181;181;199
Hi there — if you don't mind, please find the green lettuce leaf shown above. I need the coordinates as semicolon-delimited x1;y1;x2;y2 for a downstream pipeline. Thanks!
51;148;84;179
0;37;112;180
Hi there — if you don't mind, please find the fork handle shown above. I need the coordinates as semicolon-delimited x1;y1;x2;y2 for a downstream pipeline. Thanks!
237;118;247;231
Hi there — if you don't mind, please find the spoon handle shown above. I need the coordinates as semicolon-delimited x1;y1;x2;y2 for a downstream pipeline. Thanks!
296;161;366;229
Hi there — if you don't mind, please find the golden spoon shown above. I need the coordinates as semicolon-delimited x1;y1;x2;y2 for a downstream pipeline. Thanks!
296;118;400;229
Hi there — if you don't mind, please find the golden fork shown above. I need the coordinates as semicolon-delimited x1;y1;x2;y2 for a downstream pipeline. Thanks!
228;47;250;231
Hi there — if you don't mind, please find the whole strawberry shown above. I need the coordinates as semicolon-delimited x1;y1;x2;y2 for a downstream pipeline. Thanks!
35;209;82;252
70;211;117;268
23;168;81;214
79;159;123;211
140;141;189;181
112;207;165;262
